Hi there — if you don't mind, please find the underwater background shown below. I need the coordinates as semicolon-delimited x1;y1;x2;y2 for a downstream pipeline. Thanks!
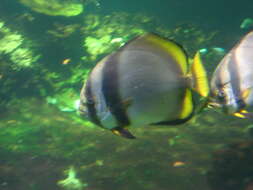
1;0;253;190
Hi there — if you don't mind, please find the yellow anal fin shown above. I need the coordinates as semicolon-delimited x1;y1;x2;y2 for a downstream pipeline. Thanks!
190;51;209;97
179;89;194;119
233;109;253;119
111;127;136;139
233;112;247;118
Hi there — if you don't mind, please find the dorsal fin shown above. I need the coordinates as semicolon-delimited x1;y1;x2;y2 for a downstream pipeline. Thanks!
142;33;189;75
190;51;209;97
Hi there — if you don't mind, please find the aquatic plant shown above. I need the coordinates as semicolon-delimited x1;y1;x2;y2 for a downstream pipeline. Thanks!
18;0;84;17
0;20;40;70
0;19;42;109
0;30;23;54
10;47;40;69
47;24;80;38
46;89;80;113
58;166;88;190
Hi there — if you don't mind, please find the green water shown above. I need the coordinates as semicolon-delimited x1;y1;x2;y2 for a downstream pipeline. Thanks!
1;0;253;190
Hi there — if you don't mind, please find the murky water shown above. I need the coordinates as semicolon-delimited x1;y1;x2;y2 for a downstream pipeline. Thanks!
1;0;253;190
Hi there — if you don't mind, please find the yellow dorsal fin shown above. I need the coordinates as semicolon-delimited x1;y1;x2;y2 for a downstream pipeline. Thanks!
144;33;188;74
190;51;209;97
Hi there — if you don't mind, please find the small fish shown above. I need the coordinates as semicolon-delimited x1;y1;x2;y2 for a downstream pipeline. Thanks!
79;33;209;139
209;31;253;118
62;58;71;65
240;18;253;29
173;161;186;167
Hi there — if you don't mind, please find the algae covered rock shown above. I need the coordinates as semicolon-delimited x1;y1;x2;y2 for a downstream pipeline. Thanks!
19;0;84;17
58;167;88;190
81;13;218;62
0;19;41;109
81;13;154;60
0;20;40;70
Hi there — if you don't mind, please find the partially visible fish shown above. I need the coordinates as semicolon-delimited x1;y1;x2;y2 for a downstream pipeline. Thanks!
210;31;253;118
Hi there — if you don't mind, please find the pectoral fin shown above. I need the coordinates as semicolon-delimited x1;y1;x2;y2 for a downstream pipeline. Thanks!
111;127;136;139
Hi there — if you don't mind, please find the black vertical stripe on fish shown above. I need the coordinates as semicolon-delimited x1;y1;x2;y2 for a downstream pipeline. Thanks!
102;55;130;127
228;52;246;108
85;78;103;127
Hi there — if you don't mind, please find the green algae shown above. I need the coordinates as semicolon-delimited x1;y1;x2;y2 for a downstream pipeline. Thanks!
0;33;23;54
58;167;87;190
81;13;152;60
0;97;251;190
19;0;84;17
10;47;40;69
0;20;40;70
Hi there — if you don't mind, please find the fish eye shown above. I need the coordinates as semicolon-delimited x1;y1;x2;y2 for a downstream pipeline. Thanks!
217;91;226;102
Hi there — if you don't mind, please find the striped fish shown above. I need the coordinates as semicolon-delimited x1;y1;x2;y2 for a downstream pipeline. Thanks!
210;31;253;118
79;33;209;139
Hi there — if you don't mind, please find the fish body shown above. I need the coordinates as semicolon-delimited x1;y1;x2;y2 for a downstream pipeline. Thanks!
79;33;209;138
210;31;253;117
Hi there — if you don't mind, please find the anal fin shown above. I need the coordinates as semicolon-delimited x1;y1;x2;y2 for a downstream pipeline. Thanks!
233;109;253;119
